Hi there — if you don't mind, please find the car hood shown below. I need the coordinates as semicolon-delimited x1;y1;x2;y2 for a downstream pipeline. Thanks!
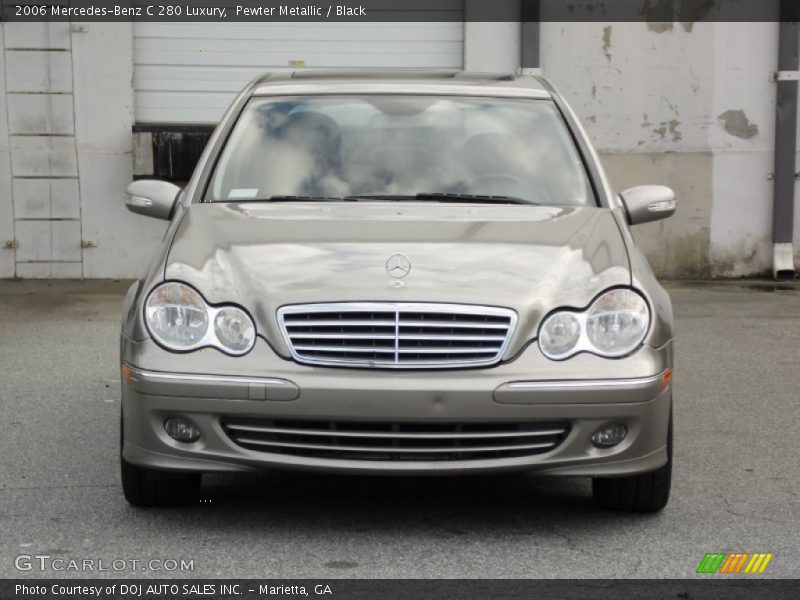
164;202;630;357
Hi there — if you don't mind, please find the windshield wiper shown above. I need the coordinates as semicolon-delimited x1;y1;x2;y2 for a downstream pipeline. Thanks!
342;195;416;201
415;193;534;205
245;193;534;204
266;195;343;202
343;193;534;205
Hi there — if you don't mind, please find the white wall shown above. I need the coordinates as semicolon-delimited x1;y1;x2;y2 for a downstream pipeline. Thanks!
463;22;520;72
463;0;520;72
1;19;796;279
134;22;465;123
1;23;83;278
707;22;786;276
539;21;795;277
0;26;13;278
0;22;165;279
71;23;167;278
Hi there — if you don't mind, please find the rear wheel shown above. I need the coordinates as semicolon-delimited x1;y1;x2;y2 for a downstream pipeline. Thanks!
592;412;672;513
120;415;201;507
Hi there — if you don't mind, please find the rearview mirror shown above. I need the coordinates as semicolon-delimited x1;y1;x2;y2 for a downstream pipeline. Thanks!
619;185;676;225
124;180;181;220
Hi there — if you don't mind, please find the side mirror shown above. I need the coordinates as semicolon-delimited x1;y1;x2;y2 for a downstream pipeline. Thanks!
124;180;181;220
619;185;676;225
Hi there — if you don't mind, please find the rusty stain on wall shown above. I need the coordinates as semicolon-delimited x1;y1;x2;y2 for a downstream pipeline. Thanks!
602;26;612;61
646;22;675;34
601;152;716;278
711;236;772;278
657;229;713;278
678;0;715;31
652;119;683;142
640;0;714;33
717;109;759;139
641;0;675;33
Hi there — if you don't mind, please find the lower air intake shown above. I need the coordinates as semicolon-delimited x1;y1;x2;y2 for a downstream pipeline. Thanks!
221;418;570;461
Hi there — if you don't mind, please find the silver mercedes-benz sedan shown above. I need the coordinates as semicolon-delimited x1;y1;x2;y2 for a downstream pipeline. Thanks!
120;71;676;511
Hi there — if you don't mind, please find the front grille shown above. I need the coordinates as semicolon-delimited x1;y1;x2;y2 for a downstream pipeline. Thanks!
222;418;570;461
277;302;517;368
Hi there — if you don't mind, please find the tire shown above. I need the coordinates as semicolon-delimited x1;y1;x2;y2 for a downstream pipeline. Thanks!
592;411;672;513
121;456;201;507
120;415;201;507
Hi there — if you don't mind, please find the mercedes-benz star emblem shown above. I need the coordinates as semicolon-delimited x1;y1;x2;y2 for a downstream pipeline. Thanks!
386;254;411;287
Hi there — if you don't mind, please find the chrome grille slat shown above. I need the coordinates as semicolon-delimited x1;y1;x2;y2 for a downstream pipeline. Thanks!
234;437;557;454
396;348;499;354
288;333;397;339
293;345;397;353
287;333;507;342
400;334;507;341
401;321;509;329
285;320;397;327
278;302;517;368
225;423;569;439
222;418;571;462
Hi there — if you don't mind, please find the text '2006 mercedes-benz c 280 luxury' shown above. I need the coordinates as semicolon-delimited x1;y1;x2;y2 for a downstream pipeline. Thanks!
120;71;677;512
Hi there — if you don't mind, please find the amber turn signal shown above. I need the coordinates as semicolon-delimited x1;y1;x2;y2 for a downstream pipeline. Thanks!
660;369;673;390
121;362;133;385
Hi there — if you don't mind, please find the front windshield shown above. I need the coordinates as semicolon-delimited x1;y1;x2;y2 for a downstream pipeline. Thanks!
206;95;594;206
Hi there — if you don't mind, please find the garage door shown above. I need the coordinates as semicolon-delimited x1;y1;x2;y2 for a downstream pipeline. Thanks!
133;20;464;124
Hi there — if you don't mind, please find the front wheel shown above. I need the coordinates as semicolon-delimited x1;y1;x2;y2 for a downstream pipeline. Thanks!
121;456;201;507
592;412;672;513
120;414;201;507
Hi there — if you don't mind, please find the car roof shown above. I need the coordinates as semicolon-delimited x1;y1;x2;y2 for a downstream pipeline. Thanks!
251;70;553;99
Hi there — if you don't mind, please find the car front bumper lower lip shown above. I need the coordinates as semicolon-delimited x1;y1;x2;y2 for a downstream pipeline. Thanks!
121;360;672;477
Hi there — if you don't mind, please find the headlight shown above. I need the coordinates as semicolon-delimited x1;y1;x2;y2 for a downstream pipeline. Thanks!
214;307;256;353
145;282;208;349
539;312;581;358
586;289;650;355
538;288;650;360
145;282;256;355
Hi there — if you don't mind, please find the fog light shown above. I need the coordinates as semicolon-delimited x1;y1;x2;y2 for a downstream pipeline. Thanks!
592;423;627;448
164;418;200;443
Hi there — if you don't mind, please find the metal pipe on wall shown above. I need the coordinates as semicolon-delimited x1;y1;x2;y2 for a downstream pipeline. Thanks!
772;0;799;280
520;0;541;74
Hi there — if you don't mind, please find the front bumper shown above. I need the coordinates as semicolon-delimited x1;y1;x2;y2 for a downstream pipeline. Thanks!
121;336;673;476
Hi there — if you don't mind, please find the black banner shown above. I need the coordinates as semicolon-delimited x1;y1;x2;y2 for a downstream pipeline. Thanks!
0;0;796;23
1;580;799;600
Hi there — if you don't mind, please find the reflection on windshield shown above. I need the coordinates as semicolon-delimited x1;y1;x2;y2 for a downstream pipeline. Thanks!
208;95;593;206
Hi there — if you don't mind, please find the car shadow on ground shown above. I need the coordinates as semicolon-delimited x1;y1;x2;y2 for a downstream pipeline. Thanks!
134;471;660;535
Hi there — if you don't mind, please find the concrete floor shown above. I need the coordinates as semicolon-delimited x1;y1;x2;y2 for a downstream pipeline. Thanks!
0;279;797;579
